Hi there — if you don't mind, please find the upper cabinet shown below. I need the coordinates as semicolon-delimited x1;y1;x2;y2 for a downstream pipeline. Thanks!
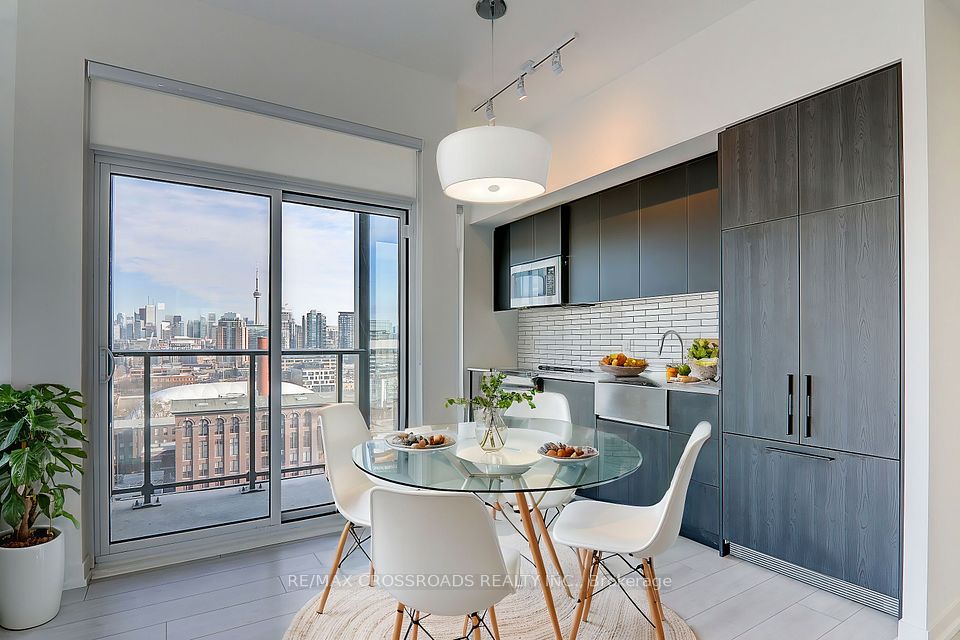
567;194;601;304
720;104;799;229
686;155;721;293
492;225;512;312
640;166;688;298
509;215;535;265
599;180;641;301
799;66;900;213
508;207;566;266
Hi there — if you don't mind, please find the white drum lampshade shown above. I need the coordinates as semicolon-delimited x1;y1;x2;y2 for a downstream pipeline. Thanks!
437;125;551;203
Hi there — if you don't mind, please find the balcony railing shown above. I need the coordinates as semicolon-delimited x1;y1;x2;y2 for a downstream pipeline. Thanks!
111;348;363;509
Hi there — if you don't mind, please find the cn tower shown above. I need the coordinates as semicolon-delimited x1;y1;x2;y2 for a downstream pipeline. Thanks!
253;267;262;325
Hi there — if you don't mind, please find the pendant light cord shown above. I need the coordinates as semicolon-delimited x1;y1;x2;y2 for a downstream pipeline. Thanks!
489;0;495;125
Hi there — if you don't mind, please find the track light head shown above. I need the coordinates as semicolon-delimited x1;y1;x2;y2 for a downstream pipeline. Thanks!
551;50;563;75
485;100;496;123
516;76;528;101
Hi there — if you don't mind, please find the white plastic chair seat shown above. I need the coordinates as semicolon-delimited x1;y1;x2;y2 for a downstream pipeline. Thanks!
551;499;661;555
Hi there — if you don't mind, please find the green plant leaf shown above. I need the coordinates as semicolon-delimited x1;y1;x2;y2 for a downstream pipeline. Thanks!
1;492;25;529
0;418;24;450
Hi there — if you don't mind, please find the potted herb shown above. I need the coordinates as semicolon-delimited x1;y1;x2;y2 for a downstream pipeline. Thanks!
445;372;537;452
687;338;720;381
0;384;86;630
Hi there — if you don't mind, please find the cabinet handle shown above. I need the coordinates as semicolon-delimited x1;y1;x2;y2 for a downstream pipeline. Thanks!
765;446;834;462
804;375;812;438
786;374;794;436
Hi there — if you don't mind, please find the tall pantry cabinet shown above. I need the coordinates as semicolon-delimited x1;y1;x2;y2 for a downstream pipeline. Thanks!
720;65;902;615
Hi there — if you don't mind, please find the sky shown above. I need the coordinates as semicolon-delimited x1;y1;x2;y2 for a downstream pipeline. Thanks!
112;176;398;328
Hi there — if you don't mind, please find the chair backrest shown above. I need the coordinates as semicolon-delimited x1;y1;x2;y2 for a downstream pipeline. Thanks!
504;391;572;422
644;421;711;558
318;404;372;514
371;487;515;617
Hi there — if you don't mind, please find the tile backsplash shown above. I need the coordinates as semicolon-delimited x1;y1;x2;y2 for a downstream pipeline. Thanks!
517;292;719;369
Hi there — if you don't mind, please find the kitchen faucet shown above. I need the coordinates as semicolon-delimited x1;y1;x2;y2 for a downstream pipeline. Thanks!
658;330;685;358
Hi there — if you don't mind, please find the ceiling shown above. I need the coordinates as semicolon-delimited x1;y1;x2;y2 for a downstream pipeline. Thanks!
201;0;754;129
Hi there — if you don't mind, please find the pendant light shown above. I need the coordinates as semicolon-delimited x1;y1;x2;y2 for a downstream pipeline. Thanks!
436;0;551;204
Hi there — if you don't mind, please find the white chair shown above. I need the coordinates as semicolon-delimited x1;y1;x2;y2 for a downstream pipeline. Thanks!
371;487;520;640
315;403;377;614
499;392;577;597
552;421;712;640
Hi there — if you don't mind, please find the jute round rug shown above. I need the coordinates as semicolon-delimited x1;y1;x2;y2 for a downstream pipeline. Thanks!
285;525;697;639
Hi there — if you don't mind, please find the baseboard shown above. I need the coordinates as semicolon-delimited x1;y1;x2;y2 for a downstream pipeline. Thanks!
728;542;899;616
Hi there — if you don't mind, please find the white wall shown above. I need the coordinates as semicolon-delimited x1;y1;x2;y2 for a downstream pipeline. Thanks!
11;0;458;588
0;0;14;383
461;221;517;372
918;2;960;638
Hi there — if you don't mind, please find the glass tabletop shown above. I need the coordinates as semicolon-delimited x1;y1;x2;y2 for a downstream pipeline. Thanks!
352;416;642;494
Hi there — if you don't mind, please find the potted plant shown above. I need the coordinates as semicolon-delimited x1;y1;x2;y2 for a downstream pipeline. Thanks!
687;338;720;381
445;372;537;452
0;383;86;630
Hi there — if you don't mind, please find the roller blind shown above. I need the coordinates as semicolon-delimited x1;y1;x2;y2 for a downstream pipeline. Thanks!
89;78;417;199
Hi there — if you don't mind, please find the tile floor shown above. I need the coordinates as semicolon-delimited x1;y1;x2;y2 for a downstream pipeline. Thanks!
0;530;898;640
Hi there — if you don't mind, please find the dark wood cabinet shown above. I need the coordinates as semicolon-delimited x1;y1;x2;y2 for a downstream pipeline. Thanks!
534;206;566;260
720;105;799;229
509;215;535;266
567;195;601;304
721;218;800;442
640;166;688;297
723;434;900;598
686;155;721;293
599;181;641;301
493;225;512;312
799;198;900;458
669;431;717;489
592;419;668;506
799;67;900;214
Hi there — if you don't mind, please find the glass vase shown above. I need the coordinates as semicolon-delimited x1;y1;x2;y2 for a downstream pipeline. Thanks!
475;406;508;452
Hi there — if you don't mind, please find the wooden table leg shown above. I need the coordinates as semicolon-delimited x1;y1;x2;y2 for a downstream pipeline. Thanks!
316;522;351;613
514;491;563;640
532;504;573;598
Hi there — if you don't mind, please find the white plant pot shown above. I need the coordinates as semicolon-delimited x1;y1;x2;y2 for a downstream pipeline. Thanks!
0;527;65;630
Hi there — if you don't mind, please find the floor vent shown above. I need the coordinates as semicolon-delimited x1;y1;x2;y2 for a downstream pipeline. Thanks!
727;542;900;617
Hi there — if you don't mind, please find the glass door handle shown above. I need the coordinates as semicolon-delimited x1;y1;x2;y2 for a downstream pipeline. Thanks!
100;347;116;383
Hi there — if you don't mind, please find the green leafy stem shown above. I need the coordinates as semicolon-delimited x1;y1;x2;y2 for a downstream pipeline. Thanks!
445;372;538;411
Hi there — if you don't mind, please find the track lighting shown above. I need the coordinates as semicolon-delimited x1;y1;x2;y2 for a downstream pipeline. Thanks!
485;100;496;123
516;76;528;101
551;50;563;75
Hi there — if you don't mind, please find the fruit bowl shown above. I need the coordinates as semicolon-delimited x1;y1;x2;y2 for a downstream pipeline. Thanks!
598;363;648;377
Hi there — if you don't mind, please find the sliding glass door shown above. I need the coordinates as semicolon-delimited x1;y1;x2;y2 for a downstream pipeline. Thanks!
95;157;407;553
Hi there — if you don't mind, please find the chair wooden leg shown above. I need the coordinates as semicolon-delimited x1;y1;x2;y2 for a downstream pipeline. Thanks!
582;551;601;622
569;550;596;640
642;558;666;640
368;559;375;586
488;606;501;640
472;613;482;640
532;504;573;598
316;522;352;614
411;611;420;640
647;558;668;624
391;602;405;640
462;615;470;636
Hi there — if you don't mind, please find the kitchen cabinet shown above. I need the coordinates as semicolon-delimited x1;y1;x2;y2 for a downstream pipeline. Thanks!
678;480;719;548
720;104;799;229
686;155;721;293
723;433;900;598
667;392;720;548
799;66;900;214
599;181;641;301
800;198;900;458
640;166;688;298
534;206;566;260
567;195;601;304
493;225;512;312
591;419;668;507
509;215;535;266
541;378;595;429
721;217;800;442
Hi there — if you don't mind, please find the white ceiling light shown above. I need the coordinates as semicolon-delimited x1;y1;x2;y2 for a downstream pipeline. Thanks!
551;50;563;75
436;0;552;204
516;75;528;101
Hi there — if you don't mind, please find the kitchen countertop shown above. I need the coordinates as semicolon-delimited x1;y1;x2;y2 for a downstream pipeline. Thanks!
467;366;721;396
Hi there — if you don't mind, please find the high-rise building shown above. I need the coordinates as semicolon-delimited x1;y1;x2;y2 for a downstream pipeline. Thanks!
338;312;355;349
186;319;203;339
281;305;302;349
215;312;249;350
303;310;326;349
170;315;184;338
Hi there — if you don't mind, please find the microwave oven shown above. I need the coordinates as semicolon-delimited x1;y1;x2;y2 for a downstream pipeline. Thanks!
510;256;564;308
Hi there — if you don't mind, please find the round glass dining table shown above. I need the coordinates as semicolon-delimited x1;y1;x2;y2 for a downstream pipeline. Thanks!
352;416;642;640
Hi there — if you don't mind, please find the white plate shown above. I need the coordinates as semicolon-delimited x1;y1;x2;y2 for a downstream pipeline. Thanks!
537;445;598;463
385;432;457;452
455;429;556;474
